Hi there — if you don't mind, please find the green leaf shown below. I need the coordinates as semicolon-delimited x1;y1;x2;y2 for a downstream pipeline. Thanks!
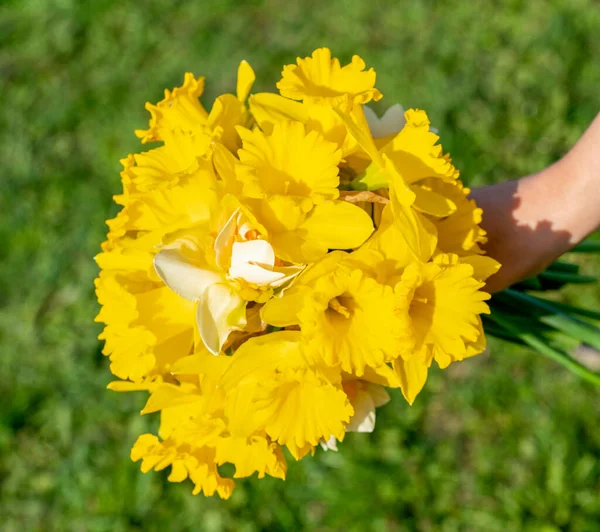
547;261;580;274
489;310;600;387
570;240;600;253
500;290;600;350
538;271;597;285
481;316;526;345
510;277;543;292
536;300;600;322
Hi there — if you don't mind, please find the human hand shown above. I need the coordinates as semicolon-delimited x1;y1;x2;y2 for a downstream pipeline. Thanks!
470;113;600;293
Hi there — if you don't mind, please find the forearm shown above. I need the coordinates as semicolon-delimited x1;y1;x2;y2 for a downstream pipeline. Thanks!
471;113;600;293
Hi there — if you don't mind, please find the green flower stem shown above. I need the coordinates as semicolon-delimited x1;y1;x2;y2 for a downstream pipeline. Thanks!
489;311;600;387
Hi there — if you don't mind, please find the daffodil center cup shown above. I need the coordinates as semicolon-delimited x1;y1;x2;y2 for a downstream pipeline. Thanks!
326;294;354;320
215;208;304;290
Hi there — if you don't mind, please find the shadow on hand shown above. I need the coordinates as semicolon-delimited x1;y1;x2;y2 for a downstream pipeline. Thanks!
469;179;574;294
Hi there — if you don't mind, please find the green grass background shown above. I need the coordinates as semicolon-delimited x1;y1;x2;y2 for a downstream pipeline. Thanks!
2;0;600;530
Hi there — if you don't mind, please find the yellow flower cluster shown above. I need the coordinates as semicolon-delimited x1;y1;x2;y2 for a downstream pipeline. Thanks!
95;48;499;498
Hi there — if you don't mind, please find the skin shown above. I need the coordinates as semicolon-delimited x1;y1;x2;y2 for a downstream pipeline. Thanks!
471;113;600;293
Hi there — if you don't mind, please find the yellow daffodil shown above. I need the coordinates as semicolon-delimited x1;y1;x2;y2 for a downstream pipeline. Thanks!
135;72;209;143
338;106;458;218
95;269;194;382
216;119;374;263
342;361;400;431
248;92;364;161
422;178;488;256
262;251;413;375
277;47;382;111
398;255;491;366
344;380;391;432
392;254;493;403
136;61;256;153
357;199;437;279
320;363;400;451
131;433;235;498
220;332;353;460
128;348;287;498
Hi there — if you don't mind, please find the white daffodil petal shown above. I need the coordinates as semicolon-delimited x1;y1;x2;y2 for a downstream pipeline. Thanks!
364;103;406;139
196;283;247;355
154;247;222;302
319;435;339;452
362;105;379;135
230;262;287;286
346;390;376;433
379;103;407;137
238;222;254;237
214;208;240;270
229;239;283;285
231;240;275;268
368;384;391;408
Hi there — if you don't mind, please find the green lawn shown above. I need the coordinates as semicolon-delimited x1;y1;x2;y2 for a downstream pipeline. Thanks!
2;1;600;530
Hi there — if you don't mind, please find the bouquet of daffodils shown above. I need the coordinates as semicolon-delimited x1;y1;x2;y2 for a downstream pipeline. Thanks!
95;48;598;498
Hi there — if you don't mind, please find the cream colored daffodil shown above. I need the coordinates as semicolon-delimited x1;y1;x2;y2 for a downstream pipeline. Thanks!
154;208;303;355
343;379;391;432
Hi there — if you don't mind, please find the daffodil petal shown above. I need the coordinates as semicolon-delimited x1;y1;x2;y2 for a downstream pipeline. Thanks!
346;389;376;432
389;193;437;263
411;184;457;217
231;264;286;286
207;94;246;152
256;195;313;233
228;239;290;286
260;286;308;327
364;103;406;139
269;230;325;264
154;247;222;302
300;200;374;251
277;48;382;109
268;264;305;287
459;255;501;282
212;143;241;195
369;384;391;407
236;60;255;102
382;109;458;183
359;364;401;389
197;283;247;355
394;354;429;405
334;106;383;166
384;154;417;206
220;331;303;390
319;435;339;452
248;93;309;134
231;240;275;269
214;209;239;270
296;250;347;287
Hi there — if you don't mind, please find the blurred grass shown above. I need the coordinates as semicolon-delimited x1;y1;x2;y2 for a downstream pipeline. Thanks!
1;0;600;530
